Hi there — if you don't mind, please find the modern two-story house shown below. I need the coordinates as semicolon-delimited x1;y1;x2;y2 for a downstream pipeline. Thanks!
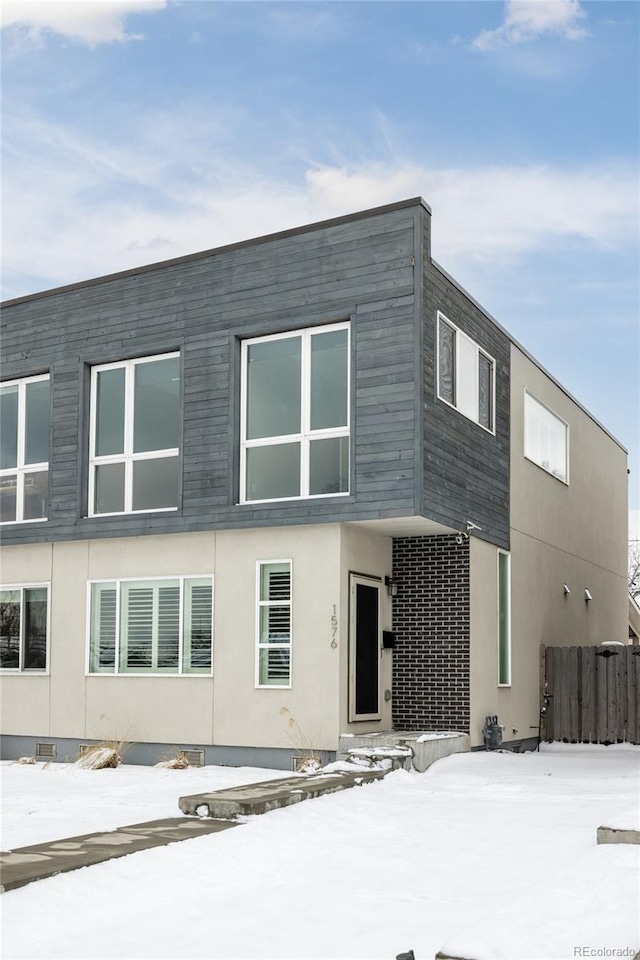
0;197;628;767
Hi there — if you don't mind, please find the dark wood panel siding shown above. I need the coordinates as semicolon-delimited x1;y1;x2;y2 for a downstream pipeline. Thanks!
1;205;422;544
421;212;511;549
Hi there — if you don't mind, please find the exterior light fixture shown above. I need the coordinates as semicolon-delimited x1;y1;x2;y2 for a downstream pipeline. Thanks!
584;589;593;602
563;584;571;595
385;576;398;598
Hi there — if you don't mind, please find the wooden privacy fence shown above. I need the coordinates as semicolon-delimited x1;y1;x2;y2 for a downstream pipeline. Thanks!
542;645;640;744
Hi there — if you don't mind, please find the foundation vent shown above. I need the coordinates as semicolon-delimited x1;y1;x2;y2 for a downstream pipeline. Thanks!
77;744;94;757
35;742;56;760
291;756;318;773
180;749;205;768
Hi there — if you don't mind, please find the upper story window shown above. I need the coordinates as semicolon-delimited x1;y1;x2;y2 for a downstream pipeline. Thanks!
0;583;49;672
0;375;50;524
437;313;495;433
88;576;213;675
524;391;568;483
89;354;180;515
240;323;349;503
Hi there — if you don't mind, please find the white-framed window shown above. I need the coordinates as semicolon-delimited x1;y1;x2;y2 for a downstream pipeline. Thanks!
0;375;50;523
256;560;292;687
240;323;349;502
88;576;213;675
0;583;49;672
89;353;180;516
497;550;511;687
524;391;569;483
437;313;495;433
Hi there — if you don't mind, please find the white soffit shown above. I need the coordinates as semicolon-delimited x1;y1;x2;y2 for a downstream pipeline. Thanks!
347;516;456;538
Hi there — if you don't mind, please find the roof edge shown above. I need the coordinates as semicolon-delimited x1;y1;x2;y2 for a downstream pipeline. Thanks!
1;197;431;308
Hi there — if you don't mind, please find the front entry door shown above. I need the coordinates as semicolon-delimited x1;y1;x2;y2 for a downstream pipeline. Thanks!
349;574;381;721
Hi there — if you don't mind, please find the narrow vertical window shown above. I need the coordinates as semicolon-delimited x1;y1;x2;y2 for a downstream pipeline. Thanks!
478;352;494;431
0;585;49;671
0;376;50;523
498;551;511;686
438;318;456;406
257;561;292;687
89;354;180;515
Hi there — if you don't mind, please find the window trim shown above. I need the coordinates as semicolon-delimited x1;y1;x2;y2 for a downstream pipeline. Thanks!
0;374;50;525
240;323;350;504
88;352;180;517
436;312;496;435
523;389;570;485
86;574;214;677
497;550;511;687
255;559;292;689
0;582;50;674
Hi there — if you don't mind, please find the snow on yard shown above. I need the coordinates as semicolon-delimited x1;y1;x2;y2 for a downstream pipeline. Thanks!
2;744;639;960
0;762;290;849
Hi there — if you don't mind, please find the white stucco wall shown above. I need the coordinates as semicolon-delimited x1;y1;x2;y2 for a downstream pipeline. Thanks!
468;347;628;748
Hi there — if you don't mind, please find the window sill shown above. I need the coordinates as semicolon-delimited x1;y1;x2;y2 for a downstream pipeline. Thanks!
238;493;353;507
86;672;212;678
0;517;48;526
85;507;180;519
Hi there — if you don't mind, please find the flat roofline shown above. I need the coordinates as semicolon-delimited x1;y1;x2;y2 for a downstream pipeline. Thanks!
1;196;431;308
2;196;625;455
431;259;628;454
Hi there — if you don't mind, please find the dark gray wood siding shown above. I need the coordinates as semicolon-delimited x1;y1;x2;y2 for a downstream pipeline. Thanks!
421;211;511;549
1;203;423;544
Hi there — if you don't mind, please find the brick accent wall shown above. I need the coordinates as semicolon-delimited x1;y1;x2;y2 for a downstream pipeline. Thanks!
392;535;470;732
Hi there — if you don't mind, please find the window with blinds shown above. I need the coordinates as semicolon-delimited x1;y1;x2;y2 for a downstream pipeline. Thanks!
257;561;291;687
88;577;213;675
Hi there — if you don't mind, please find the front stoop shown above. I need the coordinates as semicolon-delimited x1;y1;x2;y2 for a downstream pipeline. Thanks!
338;731;470;773
178;768;387;818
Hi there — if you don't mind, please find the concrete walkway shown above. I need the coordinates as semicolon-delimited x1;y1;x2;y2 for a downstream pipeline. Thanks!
1;767;386;893
0;817;236;892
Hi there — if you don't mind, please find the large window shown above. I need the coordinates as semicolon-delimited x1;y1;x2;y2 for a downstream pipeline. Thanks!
524;391;568;483
0;375;50;523
437;314;495;433
89;354;180;515
241;324;349;502
88;577;212;675
497;551;511;686
256;561;292;687
0;584;49;672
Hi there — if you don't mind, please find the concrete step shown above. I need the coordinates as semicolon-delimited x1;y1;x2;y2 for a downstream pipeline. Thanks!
179;768;387;818
338;731;470;773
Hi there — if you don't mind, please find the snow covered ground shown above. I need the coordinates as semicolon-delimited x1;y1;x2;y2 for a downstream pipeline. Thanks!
1;744;639;960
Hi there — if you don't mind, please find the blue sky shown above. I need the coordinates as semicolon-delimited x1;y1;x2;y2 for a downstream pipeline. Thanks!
2;0;638;513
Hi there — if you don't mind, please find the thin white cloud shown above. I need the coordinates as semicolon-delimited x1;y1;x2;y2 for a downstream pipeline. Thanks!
473;0;588;51
1;113;637;298
0;1;167;47
305;163;636;261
